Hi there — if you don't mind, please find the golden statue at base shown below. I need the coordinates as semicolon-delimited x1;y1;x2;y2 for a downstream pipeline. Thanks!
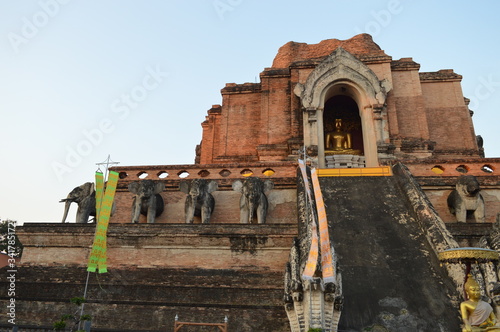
325;119;361;155
461;274;500;332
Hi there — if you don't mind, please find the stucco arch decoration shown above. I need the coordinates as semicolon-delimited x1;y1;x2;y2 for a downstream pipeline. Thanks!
294;47;392;109
294;47;392;167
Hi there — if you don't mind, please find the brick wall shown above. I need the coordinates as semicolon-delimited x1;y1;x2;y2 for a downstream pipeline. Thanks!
390;68;430;140
1;265;290;331
198;35;481;165
17;223;298;269
10;223;297;331
199;105;222;164
108;162;297;225
421;78;478;154
396;160;500;224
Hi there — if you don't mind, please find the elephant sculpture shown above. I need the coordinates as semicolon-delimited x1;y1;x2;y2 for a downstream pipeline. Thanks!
60;182;96;223
447;175;485;223
232;177;273;224
128;180;165;223
180;179;218;224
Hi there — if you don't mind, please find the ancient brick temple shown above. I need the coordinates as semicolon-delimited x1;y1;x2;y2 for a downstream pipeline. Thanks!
4;34;500;332
198;33;479;167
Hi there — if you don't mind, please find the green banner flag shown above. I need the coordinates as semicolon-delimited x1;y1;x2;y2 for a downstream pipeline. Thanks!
87;171;119;273
95;172;104;221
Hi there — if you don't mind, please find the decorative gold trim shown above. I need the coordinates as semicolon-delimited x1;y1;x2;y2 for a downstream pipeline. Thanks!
318;166;392;177
438;248;500;263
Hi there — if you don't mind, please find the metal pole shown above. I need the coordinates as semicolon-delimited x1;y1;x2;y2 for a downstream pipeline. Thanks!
84;319;91;332
77;270;91;330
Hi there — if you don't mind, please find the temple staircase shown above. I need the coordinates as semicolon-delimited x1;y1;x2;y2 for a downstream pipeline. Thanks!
286;163;462;331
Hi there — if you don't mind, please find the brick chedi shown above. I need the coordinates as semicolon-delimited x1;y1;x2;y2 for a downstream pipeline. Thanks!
5;34;500;332
197;33;480;166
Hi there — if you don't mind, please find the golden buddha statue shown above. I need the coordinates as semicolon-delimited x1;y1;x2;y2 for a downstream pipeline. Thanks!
325;119;361;155
461;274;500;332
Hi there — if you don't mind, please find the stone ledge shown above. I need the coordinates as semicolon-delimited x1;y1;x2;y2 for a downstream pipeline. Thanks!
420;69;462;82
110;161;298;189
221;82;261;94
391;57;421;71
19;222;298;233
18;223;299;247
400;158;500;178
260;68;291;78
17;223;298;269
415;176;500;187
445;222;493;237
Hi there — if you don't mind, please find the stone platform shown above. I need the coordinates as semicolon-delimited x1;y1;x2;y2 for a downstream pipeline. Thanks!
1;223;298;331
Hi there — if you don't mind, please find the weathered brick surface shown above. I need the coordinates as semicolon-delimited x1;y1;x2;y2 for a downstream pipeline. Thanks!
272;33;387;68
0;266;289;331
421;79;477;152
198;34;481;165
445;223;494;247
388;160;500;224
390;69;430;141
17;223;298;269
8;223;298;331
417;179;500;224
401;159;500;177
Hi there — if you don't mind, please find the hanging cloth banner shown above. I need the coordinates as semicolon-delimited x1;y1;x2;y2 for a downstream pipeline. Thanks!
87;171;119;273
311;168;335;284
298;159;319;280
95;172;104;220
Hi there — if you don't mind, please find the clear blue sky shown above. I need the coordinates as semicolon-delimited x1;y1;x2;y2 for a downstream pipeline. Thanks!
1;0;499;223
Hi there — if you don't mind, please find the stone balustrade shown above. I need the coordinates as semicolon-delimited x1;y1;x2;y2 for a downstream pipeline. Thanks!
397;159;500;177
110;161;297;187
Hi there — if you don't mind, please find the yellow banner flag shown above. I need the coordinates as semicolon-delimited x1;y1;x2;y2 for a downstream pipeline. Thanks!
311;168;335;283
87;171;119;273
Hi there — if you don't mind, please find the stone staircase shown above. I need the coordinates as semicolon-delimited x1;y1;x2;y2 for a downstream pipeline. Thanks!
318;170;461;331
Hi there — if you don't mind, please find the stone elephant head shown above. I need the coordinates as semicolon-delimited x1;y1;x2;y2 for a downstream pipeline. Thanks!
60;182;96;223
447;175;485;223
128;180;165;223
179;179;218;224
232;177;273;224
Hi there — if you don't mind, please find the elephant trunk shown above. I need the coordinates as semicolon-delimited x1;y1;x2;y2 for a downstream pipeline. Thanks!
467;183;480;196
247;196;257;223
61;200;72;223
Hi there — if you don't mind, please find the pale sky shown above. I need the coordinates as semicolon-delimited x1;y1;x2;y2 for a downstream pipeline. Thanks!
1;0;499;223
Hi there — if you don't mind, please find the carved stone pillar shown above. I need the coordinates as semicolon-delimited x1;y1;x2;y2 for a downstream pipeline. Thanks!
302;107;322;167
373;103;394;159
317;108;325;168
372;104;385;144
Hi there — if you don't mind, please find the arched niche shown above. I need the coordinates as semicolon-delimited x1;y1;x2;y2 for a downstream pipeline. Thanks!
294;47;392;168
323;94;363;155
